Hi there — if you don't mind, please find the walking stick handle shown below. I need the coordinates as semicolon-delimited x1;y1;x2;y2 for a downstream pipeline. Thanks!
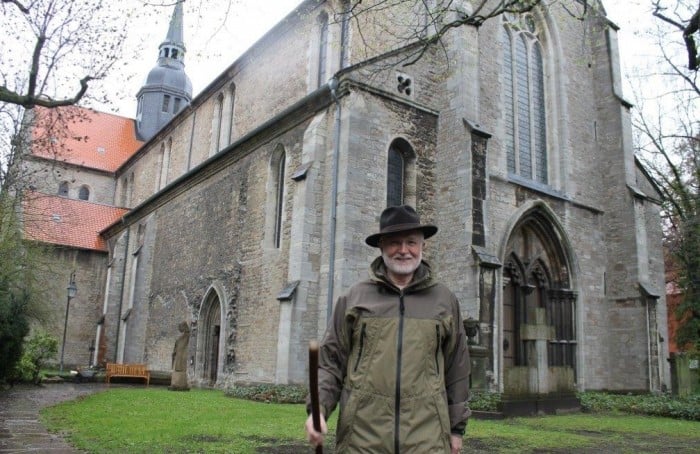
309;340;323;454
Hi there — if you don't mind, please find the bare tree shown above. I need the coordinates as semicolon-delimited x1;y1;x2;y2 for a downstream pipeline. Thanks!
652;0;700;71
633;0;700;351
0;0;128;109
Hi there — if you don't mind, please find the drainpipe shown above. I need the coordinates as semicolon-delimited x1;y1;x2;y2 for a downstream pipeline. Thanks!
326;1;350;323
644;298;652;391
326;80;341;323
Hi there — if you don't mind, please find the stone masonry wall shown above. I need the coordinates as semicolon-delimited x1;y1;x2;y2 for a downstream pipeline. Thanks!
39;248;107;369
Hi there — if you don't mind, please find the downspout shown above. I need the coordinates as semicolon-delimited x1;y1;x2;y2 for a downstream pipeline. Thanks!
326;0;350;323
326;81;341;323
114;227;130;361
644;297;652;391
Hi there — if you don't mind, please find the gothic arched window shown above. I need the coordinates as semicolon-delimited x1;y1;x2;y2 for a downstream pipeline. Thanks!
502;13;547;184
227;83;236;146
214;93;224;152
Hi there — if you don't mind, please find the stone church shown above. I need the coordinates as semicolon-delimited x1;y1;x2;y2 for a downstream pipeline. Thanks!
23;0;669;406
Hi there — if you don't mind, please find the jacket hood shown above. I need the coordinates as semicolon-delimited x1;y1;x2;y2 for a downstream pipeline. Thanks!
369;256;436;292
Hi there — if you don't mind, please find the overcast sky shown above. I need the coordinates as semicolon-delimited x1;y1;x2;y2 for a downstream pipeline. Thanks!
102;0;654;118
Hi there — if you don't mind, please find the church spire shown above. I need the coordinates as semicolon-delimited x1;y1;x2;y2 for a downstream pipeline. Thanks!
135;0;192;141
158;0;186;68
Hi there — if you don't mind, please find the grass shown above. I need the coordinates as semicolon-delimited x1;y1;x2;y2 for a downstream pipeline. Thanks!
41;387;700;453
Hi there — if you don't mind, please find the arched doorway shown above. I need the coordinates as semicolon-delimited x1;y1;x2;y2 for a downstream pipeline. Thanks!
502;210;577;399
197;290;222;386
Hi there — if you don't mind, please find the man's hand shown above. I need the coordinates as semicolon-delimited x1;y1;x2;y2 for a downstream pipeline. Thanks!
304;413;328;447
450;433;463;453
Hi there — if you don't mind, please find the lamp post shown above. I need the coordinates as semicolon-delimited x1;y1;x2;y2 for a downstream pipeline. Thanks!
59;272;78;372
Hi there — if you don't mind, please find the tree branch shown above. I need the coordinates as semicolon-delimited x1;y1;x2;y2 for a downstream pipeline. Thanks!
0;76;94;109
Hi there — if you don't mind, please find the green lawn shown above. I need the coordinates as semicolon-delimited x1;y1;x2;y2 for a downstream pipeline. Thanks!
41;387;700;453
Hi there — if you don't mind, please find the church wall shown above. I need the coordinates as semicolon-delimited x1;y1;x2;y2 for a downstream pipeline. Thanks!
37;248;107;369
127;120;312;383
22;158;116;205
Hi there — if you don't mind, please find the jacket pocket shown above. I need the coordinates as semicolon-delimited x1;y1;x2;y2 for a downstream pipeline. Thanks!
353;322;366;373
434;324;441;375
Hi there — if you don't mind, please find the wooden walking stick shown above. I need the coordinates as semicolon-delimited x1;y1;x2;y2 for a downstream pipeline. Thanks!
309;340;323;454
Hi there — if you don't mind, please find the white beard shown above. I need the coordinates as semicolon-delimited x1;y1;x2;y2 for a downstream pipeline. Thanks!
382;249;422;277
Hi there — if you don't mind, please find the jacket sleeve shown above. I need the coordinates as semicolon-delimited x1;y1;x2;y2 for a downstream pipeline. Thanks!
306;295;351;418
444;295;471;435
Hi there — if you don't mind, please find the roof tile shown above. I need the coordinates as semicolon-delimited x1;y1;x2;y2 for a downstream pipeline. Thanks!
22;192;127;252
31;106;143;172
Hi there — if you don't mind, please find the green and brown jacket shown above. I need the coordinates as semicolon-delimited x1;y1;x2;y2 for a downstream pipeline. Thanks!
314;257;471;453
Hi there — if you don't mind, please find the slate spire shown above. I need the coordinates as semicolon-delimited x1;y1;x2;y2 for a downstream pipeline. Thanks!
135;0;192;141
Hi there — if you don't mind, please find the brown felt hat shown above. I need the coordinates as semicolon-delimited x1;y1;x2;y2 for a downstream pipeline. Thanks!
365;205;438;248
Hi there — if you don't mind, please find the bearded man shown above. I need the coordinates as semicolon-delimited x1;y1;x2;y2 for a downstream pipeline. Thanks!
305;205;471;453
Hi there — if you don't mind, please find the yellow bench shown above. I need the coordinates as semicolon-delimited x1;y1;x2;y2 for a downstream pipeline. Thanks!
105;363;150;386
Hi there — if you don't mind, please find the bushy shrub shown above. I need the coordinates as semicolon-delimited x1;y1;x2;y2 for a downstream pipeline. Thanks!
0;294;30;385
469;391;502;411
578;391;700;421
13;331;58;384
225;383;309;404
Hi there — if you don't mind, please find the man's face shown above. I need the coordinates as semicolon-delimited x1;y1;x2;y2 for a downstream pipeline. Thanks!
379;230;425;277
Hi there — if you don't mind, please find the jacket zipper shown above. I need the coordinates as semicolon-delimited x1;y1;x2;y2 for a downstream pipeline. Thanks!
353;323;366;372
435;324;441;373
394;293;405;454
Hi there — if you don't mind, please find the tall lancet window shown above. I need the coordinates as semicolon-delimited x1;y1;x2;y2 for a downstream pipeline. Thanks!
386;138;416;207
213;93;224;154
317;12;329;88
271;145;286;248
502;13;547;184
227;83;236;145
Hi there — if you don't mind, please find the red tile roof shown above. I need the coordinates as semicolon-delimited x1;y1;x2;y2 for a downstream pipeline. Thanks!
22;192;127;252
31;106;143;172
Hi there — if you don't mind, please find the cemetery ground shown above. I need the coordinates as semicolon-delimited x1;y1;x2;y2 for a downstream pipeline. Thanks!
14;384;696;453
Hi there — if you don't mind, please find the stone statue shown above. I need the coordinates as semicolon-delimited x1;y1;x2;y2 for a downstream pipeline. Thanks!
169;321;190;391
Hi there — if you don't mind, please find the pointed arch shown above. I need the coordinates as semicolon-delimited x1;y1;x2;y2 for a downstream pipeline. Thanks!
499;201;580;394
195;285;226;386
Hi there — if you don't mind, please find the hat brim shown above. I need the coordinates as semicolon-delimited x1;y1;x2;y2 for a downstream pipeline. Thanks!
365;225;438;247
